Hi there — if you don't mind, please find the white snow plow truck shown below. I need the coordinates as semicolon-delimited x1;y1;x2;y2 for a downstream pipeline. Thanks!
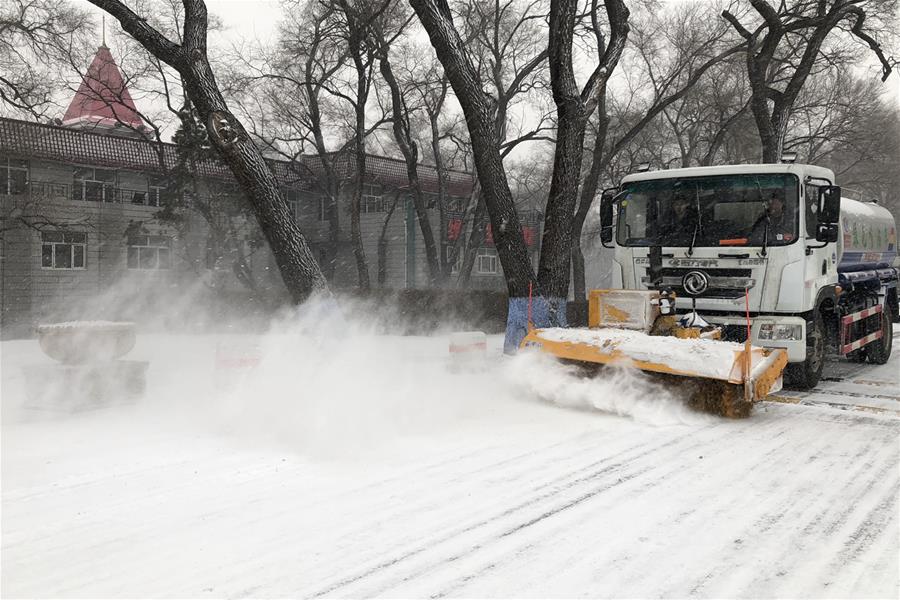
593;162;898;390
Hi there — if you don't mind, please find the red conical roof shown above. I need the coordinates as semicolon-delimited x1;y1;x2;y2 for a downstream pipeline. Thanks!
62;45;145;130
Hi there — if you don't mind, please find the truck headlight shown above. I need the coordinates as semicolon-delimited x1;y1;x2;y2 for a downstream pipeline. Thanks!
758;324;802;341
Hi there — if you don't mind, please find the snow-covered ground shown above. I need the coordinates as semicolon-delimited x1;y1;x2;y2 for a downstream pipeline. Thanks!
2;317;898;598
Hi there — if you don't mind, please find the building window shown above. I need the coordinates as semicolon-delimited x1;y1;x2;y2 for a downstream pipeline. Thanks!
283;188;300;222
41;231;86;269
0;157;28;195
148;177;169;207
361;184;384;213
127;235;171;270
448;247;462;276
73;167;116;202
476;249;499;275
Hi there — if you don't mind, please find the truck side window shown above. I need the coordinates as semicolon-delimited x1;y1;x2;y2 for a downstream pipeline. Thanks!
805;184;820;237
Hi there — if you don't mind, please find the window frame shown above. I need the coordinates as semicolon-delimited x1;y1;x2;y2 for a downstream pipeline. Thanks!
73;166;117;202
361;184;385;214
476;249;499;275
126;234;172;270
0;156;29;195
282;187;301;222
41;231;87;270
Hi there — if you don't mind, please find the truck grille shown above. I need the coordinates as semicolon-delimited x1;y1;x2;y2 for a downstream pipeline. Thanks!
640;268;755;299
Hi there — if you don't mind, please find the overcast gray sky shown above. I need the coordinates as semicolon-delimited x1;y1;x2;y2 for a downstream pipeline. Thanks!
79;0;899;109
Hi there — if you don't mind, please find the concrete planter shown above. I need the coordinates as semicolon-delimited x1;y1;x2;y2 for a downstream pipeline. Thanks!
36;321;137;365
26;321;147;411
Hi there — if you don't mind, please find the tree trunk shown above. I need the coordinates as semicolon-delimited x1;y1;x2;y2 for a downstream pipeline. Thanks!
538;0;587;300
377;46;442;285
409;0;534;298
350;136;370;290
182;65;327;303
458;195;487;288
571;105;611;301
349;36;371;290
377;193;400;286
92;0;327;304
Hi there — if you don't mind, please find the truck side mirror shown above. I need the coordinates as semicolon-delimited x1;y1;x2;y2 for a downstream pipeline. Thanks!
816;222;839;243
818;186;841;223
599;188;616;245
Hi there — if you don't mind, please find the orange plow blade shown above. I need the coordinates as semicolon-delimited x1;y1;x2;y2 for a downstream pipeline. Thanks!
521;327;788;418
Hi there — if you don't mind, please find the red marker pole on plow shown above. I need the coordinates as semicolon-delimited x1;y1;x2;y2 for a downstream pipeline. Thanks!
527;281;534;331
744;287;752;400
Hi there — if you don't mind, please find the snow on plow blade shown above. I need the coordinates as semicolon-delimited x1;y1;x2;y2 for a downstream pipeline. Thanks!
520;327;788;418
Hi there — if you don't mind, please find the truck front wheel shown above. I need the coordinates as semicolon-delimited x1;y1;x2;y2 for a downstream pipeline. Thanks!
787;312;825;390
866;310;893;365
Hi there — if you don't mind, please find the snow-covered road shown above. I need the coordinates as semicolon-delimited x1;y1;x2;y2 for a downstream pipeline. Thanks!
2;324;898;598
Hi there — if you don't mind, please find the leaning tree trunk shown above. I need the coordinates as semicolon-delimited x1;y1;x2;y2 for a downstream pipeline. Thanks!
183;66;326;302
92;0;327;304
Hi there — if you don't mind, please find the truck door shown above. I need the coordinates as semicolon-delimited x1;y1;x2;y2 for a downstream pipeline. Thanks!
803;182;839;301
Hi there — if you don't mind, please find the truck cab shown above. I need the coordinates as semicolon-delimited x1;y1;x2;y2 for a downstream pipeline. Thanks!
600;163;898;388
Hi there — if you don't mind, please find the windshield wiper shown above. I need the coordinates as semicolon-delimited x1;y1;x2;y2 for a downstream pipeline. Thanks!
687;185;701;257
760;212;770;257
754;176;769;257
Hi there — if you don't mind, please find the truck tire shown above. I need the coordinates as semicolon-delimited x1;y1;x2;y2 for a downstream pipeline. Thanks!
787;312;825;390
866;309;893;365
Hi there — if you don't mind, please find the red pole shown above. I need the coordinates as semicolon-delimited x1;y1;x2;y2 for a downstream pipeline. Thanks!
528;281;534;331
744;288;752;381
745;288;751;340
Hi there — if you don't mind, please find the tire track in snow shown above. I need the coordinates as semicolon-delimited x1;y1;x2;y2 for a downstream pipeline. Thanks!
681;417;898;598
303;421;772;598
530;414;830;598
340;417;793;598
301;431;706;597
223;432;697;596
8;425;681;597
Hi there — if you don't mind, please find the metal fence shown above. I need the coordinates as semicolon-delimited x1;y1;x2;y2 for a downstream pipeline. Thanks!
5;180;171;207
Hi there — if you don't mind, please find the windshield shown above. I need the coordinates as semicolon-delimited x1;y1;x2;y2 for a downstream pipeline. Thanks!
616;174;799;248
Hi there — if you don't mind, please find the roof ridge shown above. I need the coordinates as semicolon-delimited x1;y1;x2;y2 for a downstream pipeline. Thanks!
0;117;475;195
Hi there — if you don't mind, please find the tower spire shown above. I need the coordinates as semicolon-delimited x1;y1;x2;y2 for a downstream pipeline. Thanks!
102;15;106;47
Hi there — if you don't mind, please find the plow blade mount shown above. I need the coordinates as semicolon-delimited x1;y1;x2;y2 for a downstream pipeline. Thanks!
521;327;788;418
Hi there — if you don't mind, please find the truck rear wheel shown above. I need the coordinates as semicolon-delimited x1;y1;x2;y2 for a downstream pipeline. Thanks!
786;312;825;390
866;310;893;365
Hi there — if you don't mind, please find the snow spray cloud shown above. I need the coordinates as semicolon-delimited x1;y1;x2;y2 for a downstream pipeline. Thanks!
198;295;709;457
503;349;711;427
203;294;519;457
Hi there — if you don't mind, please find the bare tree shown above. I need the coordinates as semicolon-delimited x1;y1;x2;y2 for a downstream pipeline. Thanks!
722;0;896;163
408;0;537;300
87;0;328;303
570;3;746;301
0;0;92;118
539;0;629;299
373;13;444;285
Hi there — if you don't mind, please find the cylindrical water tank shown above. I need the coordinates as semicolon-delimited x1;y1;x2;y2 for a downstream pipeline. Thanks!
837;197;898;272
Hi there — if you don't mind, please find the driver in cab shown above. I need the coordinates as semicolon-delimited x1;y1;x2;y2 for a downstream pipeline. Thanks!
750;189;795;244
658;194;698;245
